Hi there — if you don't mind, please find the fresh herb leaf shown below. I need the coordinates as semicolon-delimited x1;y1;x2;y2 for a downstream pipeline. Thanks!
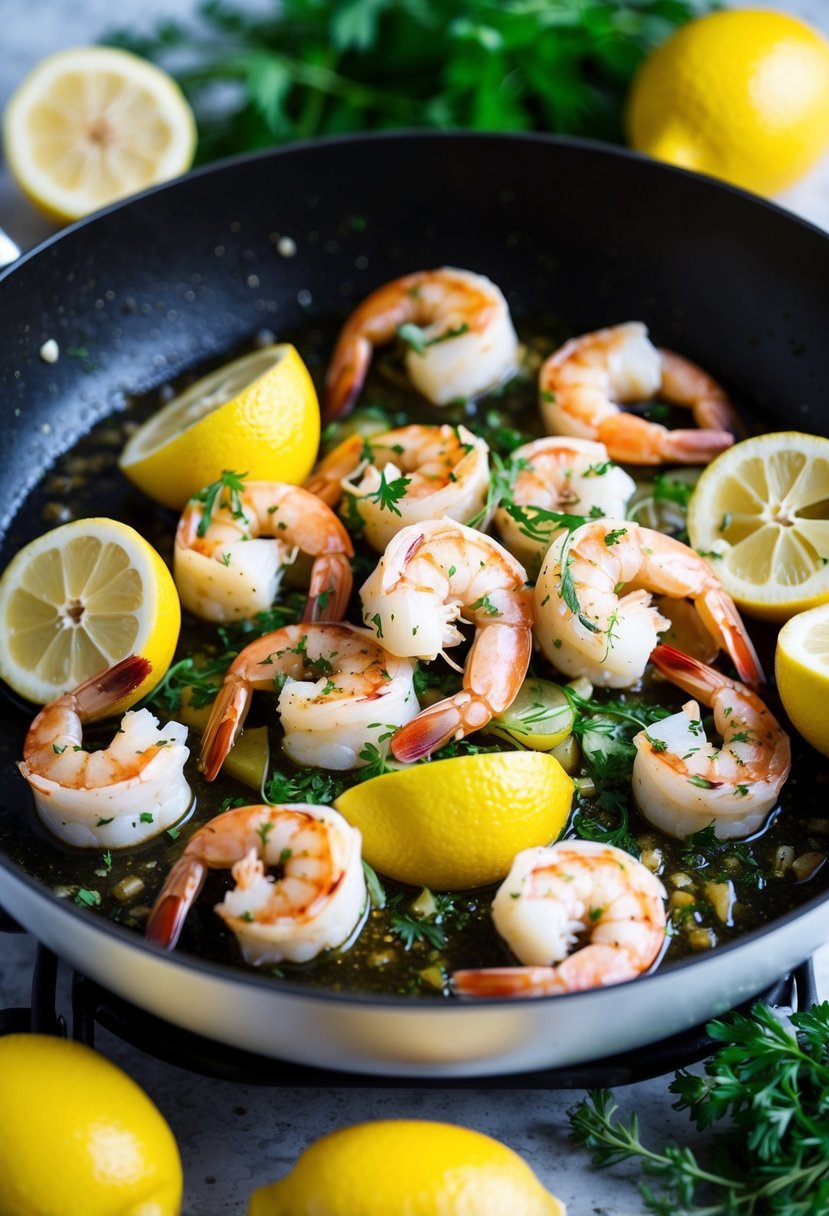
264;765;347;805
366;469;411;515
193;469;248;537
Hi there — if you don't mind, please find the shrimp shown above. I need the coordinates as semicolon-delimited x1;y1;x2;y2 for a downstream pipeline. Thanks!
174;476;353;623
200;622;417;781
533;517;763;689
493;436;636;575
632;644;791;841
453;841;667;998
145;803;367;965
539;322;743;465
360;518;533;761
324;267;519;418
305;423;491;550
17;655;191;849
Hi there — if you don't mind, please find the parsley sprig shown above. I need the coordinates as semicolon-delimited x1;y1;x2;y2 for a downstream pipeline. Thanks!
193;469;248;537
569;1000;829;1215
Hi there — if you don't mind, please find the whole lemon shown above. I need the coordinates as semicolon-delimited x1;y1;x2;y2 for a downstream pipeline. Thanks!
626;9;829;195
0;1034;183;1216
248;1120;566;1215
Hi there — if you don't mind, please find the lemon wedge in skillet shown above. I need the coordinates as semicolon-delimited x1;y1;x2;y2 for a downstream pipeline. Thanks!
120;345;320;511
0;518;179;713
687;432;829;622
3;46;196;223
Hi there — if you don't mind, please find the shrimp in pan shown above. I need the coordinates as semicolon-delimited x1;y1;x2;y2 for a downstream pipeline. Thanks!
200;623;417;780
533;517;763;689
540;321;742;465
324;267;518;418
305;423;490;550
18;656;191;849
493;436;636;575
145;803;367;966
633;645;791;841
453;841;667;997
360;518;533;761
174;477;353;623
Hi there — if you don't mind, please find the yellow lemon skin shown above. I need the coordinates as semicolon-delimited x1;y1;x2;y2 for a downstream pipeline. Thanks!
335;752;573;890
0;1034;182;1216
120;345;320;511
626;10;829;195
0;518;180;714
776;604;829;757
249;1120;566;1216
686;433;829;624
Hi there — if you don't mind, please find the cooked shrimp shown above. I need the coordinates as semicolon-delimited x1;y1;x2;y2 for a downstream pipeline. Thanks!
633;644;791;841
200;622;417;780
539;321;743;465
453;841;667;998
145;803;367;965
360;518;533;761
533;518;763;689
493;436;636;575
324;267;519;418
174;476;353;623
18;656;191;849
306;423;491;550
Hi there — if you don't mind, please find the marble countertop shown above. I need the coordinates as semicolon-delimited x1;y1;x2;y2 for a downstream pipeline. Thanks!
1;3;828;1213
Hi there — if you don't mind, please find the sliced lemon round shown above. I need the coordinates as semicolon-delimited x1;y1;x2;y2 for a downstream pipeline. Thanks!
0;518;180;713
335;752;573;890
486;677;576;751
120;344;321;511
686;432;829;622
3;46;196;223
775;603;829;757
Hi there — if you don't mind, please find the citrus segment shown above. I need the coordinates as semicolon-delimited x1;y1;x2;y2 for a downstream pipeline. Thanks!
686;433;829;622
335;752;573;890
626;10;829;195
120;345;320;510
3;46;196;222
776;604;829;757
0;518;179;711
487;678;575;751
0;1034;182;1216
248;1120;565;1216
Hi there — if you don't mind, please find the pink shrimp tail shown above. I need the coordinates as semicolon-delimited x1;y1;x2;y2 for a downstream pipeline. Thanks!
145;857;207;950
696;588;765;685
453;967;566;998
650;643;735;702
73;654;151;717
657;428;734;463
304;553;353;622
390;692;493;762
200;678;250;781
324;335;372;420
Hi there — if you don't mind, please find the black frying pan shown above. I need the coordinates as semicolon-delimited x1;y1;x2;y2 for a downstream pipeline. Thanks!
0;132;827;1077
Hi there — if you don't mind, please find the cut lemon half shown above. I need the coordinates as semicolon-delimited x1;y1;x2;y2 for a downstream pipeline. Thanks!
120;344;320;511
0;518;180;713
686;432;829;622
3;46;196;223
775;603;829;757
335;751;573;890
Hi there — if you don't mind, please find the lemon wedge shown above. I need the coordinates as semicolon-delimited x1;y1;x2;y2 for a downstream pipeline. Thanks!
3;46;196;223
120;344;320;511
335;751;573;890
686;432;829;622
0;518;179;712
776;603;829;757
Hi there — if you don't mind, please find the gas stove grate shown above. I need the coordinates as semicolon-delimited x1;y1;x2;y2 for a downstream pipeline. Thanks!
0;910;817;1089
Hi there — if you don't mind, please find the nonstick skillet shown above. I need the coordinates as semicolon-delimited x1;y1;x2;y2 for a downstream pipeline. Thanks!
0;132;827;1077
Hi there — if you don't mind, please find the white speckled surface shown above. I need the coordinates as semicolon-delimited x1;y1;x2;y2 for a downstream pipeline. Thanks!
0;3;828;1213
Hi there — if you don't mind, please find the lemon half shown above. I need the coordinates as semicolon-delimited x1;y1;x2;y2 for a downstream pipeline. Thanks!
776;603;829;757
335;752;573;890
0;518;179;711
686;432;829;622
3;46;196;223
0;1034;182;1216
249;1120;565;1216
120;345;320;510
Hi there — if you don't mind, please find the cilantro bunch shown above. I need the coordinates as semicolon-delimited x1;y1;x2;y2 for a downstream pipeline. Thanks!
107;0;715;164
